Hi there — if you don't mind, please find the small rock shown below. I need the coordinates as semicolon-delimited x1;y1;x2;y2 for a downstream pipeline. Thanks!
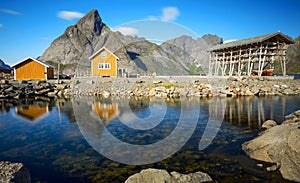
155;86;166;92
153;80;163;84
136;80;145;84
262;120;277;130
266;164;280;172
0;80;9;84
257;163;263;168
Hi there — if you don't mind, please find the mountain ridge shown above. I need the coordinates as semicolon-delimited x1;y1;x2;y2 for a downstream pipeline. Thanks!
38;9;223;76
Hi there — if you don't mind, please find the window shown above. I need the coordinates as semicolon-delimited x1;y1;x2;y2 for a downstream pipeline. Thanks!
102;52;107;58
98;63;110;69
98;63;104;69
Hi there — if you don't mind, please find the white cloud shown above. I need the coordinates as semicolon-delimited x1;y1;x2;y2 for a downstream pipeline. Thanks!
57;11;84;20
0;9;21;15
147;7;180;22
0;24;3;29
161;7;180;22
113;27;139;36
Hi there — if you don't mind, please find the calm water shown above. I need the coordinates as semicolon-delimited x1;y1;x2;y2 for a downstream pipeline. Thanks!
0;96;300;183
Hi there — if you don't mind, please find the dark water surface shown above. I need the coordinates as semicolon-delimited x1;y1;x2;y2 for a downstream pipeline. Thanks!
0;96;299;183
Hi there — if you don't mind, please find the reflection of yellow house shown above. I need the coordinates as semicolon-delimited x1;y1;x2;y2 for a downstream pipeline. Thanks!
89;47;119;77
15;105;49;123
93;102;118;124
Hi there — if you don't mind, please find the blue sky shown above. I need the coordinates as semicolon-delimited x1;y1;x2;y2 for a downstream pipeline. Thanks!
1;0;300;65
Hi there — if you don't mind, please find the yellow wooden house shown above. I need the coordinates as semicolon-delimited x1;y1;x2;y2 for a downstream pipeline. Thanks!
12;57;55;80
89;47;119;77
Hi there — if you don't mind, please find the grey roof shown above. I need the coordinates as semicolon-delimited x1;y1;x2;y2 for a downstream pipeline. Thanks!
210;32;295;51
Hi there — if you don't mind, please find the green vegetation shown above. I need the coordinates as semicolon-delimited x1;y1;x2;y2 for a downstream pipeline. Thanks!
45;61;78;71
187;63;204;74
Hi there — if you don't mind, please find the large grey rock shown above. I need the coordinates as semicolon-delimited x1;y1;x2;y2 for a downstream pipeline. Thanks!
170;171;213;183
0;161;31;183
125;168;212;183
242;111;300;182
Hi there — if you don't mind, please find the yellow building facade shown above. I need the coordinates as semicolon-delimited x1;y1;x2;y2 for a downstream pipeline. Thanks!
89;47;119;77
12;57;54;80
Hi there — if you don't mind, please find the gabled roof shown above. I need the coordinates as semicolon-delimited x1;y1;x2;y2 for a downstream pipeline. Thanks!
12;57;55;68
210;32;295;51
89;46;120;60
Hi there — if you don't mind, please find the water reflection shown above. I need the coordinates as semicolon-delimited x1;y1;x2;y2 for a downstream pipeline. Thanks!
224;96;297;129
93;101;118;124
73;97;201;165
14;104;49;123
0;96;299;182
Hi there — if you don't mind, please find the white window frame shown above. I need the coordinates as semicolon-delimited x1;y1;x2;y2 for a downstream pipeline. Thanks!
98;63;104;69
104;63;110;69
98;63;110;69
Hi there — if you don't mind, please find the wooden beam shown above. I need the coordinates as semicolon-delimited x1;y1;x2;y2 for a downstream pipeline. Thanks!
258;44;263;77
247;47;252;76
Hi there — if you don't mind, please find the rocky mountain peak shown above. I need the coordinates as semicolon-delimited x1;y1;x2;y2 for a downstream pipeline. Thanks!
201;34;223;46
39;9;223;75
75;9;104;37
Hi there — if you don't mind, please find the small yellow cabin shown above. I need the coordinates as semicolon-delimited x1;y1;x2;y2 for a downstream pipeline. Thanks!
12;57;55;80
89;47;119;77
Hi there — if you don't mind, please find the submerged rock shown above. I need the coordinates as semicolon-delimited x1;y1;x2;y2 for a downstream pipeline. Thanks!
0;161;31;183
125;168;212;183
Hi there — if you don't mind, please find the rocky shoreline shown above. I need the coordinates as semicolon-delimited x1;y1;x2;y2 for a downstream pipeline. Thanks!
1;76;299;99
242;110;300;182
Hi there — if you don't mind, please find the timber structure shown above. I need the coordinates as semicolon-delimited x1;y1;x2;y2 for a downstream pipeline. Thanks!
209;32;294;76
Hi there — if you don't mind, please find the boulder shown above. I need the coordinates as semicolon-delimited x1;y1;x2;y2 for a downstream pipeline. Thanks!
283;89;295;95
125;169;171;183
261;120;277;130
245;89;254;96
242;112;300;182
125;168;212;183
0;161;31;183
170;171;213;183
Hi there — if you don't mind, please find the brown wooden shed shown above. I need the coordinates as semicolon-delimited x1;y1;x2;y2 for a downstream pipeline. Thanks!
12;57;55;80
209;32;295;76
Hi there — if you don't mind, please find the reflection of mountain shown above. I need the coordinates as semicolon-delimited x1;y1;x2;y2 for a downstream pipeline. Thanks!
15;105;49;123
92;102;118;124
